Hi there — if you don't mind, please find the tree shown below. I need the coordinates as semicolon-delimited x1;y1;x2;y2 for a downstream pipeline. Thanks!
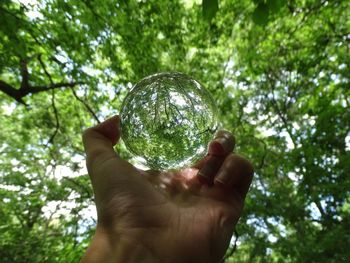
0;0;349;262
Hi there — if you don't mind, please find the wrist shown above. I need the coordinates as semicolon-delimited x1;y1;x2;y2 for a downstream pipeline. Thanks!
81;226;160;263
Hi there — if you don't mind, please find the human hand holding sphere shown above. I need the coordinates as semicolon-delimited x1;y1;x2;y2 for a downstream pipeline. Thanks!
81;73;254;263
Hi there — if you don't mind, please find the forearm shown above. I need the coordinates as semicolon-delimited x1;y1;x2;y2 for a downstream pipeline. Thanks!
81;226;159;263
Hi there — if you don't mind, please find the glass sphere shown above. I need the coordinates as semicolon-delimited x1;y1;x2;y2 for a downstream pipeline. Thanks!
120;72;218;170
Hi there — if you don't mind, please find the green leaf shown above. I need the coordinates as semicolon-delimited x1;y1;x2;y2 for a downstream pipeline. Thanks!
268;0;284;14
252;2;269;26
202;0;219;22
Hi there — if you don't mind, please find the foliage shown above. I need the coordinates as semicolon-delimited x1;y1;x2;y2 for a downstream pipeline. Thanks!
0;0;349;262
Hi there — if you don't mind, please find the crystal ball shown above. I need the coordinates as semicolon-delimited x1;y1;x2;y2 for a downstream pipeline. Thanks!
120;72;218;170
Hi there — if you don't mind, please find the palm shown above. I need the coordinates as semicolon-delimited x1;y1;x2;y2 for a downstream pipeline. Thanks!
93;158;242;263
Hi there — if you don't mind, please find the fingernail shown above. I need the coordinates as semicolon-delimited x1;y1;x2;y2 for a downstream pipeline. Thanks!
214;178;226;188
210;137;230;155
215;170;229;184
210;136;235;155
197;156;223;184
214;137;231;152
198;163;216;180
197;172;211;184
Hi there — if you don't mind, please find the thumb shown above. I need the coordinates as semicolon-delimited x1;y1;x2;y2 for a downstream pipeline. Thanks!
82;115;121;171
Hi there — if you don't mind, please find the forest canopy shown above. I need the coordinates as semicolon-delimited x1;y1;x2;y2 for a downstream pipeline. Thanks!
0;0;349;262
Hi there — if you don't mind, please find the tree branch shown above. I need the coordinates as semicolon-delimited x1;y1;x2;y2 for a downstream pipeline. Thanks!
314;200;326;219
30;81;84;94
266;73;297;148
37;54;53;83
37;54;61;145
221;230;239;262
63;176;92;199
0;78;83;104
20;58;30;90
47;95;60;143
0;53;83;104
0;80;26;104
70;87;101;123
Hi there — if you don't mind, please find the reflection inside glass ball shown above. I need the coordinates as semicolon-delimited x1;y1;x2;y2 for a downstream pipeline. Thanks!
120;72;218;170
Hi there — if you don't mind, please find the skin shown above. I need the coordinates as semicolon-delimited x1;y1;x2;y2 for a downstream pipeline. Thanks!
81;115;253;263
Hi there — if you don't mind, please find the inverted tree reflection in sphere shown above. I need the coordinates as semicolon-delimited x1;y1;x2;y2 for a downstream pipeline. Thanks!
120;72;218;170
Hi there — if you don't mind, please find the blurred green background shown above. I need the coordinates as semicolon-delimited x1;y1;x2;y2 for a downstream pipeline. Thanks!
0;0;349;262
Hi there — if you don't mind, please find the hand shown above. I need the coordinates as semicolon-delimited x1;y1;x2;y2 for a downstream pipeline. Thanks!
81;116;253;263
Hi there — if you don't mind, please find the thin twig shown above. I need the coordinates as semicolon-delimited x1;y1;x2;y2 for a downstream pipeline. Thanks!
38;54;60;145
221;230;240;262
70;87;101;124
48;89;59;144
62;176;92;199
